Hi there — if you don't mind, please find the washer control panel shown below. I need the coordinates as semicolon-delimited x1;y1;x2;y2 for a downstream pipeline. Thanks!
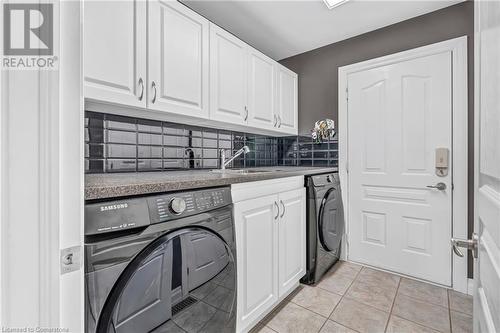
84;187;232;236
148;187;231;223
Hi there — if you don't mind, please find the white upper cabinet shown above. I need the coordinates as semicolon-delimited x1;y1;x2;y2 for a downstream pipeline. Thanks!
83;2;298;135
276;65;298;135
148;0;210;119
209;23;249;125
247;48;276;130
84;0;146;108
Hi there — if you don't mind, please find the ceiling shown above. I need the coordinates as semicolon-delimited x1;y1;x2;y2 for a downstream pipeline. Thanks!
181;0;464;60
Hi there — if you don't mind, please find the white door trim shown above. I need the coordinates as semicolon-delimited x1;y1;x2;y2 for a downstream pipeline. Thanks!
338;36;469;293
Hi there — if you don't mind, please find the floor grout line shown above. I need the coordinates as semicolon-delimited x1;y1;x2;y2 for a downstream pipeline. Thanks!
383;276;401;332
288;298;333;320
256;261;463;333
396;290;450;310
386;288;451;332
328;319;363;333
388;314;448;333
304;263;364;333
319;265;364;333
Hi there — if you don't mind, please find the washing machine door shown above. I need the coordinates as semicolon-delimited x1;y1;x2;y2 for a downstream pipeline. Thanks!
317;186;344;254
96;227;236;333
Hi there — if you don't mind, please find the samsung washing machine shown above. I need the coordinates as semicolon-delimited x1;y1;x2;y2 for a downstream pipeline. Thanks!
301;172;344;285
84;187;236;333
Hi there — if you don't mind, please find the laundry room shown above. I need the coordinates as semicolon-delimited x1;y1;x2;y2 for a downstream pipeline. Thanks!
0;1;498;333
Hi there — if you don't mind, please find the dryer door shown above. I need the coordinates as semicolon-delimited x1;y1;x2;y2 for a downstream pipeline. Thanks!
96;227;236;333
317;186;344;254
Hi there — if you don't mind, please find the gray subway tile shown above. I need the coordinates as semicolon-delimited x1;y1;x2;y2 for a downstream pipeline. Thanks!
106;130;136;144
138;146;162;158
106;115;136;131
164;135;188;146
138;159;163;170
137;119;162;133
138;133;162;145
106;144;137;158
106;159;136;172
85;112;339;173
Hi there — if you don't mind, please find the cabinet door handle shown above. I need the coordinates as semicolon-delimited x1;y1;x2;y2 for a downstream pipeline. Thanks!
280;200;285;218
278;115;282;128
274;201;279;220
244;106;248;121
151;81;157;104
273;114;278;127
138;77;144;101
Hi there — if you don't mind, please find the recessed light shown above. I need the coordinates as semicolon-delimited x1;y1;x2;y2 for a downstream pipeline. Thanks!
323;0;349;10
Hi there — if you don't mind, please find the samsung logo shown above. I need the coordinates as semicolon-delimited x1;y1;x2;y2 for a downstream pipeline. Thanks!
100;203;128;212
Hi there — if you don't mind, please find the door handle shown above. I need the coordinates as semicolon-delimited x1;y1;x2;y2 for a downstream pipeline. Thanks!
426;182;446;191
274;201;279;220
280;200;285;218
451;233;478;259
151;81;157;104
138;77;144;101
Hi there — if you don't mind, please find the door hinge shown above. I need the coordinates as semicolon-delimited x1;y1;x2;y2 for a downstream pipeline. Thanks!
452;183;455;190
346;161;349;174
346;87;349;102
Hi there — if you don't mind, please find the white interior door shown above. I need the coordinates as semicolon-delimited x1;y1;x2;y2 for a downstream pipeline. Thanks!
348;52;453;285
474;1;500;331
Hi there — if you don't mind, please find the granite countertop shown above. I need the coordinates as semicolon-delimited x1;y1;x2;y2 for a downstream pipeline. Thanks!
85;166;338;200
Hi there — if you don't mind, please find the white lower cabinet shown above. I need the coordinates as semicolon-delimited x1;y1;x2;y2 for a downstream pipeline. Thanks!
234;194;279;332
278;189;306;296
232;177;306;332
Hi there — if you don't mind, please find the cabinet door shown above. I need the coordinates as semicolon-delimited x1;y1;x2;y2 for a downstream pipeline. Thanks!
84;0;146;107
278;188;306;297
247;48;276;130
148;0;209;119
209;23;248;125
276;65;298;135
234;194;279;332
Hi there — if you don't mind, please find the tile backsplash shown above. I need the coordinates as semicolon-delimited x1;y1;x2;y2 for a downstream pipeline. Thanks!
85;111;338;173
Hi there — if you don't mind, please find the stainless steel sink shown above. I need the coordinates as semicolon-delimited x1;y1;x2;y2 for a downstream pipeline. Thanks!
209;169;271;174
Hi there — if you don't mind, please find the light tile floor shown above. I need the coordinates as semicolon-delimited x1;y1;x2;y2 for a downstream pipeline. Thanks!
251;261;473;333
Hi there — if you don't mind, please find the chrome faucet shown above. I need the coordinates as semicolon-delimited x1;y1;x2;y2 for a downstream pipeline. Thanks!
220;146;250;170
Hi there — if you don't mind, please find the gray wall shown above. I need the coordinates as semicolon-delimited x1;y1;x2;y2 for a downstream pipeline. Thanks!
280;1;475;276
